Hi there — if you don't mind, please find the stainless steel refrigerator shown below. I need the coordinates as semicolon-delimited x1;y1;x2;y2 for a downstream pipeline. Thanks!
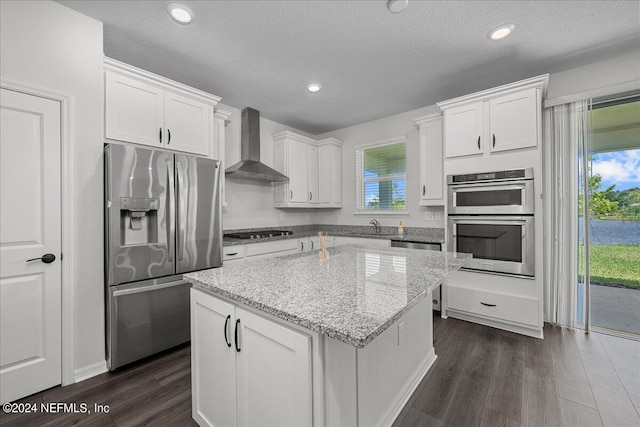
104;144;222;370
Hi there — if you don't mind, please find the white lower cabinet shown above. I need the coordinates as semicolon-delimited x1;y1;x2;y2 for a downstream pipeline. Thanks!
245;239;300;260
447;284;539;327
301;236;334;252
223;245;246;265
191;289;313;427
444;270;542;338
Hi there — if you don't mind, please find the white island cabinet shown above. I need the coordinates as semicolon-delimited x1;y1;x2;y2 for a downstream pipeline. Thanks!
186;245;470;427
191;290;312;427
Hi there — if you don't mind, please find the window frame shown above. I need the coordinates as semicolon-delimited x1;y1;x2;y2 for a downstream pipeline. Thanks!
354;136;408;215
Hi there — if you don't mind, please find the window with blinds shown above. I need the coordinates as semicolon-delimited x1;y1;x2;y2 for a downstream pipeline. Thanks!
355;138;406;211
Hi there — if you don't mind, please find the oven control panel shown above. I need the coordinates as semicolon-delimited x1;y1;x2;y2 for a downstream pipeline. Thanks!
448;168;532;184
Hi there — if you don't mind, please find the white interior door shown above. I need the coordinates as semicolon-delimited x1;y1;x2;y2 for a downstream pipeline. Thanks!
0;88;62;403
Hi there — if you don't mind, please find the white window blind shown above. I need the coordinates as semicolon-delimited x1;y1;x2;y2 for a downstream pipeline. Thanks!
355;138;407;211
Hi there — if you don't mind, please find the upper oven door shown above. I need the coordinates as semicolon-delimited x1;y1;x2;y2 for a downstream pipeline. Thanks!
448;179;534;215
448;215;535;277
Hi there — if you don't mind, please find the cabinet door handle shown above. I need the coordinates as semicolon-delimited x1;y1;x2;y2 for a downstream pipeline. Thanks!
480;302;497;307
477;136;480;150
168;129;171;144
226;252;238;256
234;319;241;352
492;133;495;148
311;241;314;250
159;127;163;144
423;185;426;196
290;190;293;200
309;191;312;201
300;241;304;252
224;315;231;348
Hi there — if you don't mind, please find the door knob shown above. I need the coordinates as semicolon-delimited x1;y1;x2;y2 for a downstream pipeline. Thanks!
26;253;56;264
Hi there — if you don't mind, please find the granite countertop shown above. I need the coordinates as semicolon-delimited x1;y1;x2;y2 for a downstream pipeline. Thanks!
185;245;470;348
223;224;445;247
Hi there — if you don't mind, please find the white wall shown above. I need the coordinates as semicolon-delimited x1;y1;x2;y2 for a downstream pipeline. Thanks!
313;105;445;229
1;1;104;371
220;103;324;230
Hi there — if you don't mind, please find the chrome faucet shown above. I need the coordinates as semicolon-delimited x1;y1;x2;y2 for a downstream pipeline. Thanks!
370;218;382;234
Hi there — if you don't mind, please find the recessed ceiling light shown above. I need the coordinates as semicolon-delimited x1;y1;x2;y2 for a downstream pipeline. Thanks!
387;0;409;13
489;24;515;41
307;83;322;93
167;3;194;24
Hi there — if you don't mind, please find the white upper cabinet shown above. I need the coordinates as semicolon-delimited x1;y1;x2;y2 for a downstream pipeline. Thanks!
318;138;342;207
415;113;444;206
163;91;212;156
273;131;342;208
489;88;538;153
105;71;164;147
285;136;310;204
443;102;483;158
307;144;319;204
438;75;547;159
104;58;220;157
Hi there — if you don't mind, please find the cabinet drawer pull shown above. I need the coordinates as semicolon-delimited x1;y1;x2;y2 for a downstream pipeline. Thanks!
423;185;426;196
224;315;231;348
492;133;495;148
159;127;163;144
480;302;497;307
226;252;238;256
477;136;480;150
168;129;171;144
235;319;241;352
290;190;293;200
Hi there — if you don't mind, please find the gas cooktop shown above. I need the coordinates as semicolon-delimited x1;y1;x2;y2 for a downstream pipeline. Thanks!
224;230;293;240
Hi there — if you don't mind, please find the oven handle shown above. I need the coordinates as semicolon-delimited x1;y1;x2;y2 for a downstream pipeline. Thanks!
449;181;529;192
449;215;530;223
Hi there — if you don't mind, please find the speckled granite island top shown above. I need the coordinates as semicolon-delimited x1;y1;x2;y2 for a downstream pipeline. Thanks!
185;245;471;348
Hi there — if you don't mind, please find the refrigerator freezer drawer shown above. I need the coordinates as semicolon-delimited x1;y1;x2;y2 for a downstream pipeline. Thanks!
107;277;191;370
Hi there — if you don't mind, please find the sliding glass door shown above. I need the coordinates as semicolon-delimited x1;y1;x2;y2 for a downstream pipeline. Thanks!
578;95;640;337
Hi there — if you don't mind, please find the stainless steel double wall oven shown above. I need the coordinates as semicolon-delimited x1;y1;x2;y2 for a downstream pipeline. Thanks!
447;168;535;277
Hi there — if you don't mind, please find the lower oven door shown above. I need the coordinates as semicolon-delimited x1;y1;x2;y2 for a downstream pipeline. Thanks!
106;276;191;370
448;216;535;277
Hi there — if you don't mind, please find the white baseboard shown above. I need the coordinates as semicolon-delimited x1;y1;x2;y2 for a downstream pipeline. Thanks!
74;360;108;383
447;310;544;339
381;349;438;427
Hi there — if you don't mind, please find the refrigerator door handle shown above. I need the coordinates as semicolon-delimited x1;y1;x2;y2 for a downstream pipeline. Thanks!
112;279;187;297
167;162;175;263
176;160;186;262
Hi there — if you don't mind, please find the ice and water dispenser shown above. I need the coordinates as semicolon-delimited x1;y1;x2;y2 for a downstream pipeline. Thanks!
120;197;159;246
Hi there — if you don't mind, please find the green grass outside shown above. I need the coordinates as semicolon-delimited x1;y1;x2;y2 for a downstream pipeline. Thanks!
579;244;640;288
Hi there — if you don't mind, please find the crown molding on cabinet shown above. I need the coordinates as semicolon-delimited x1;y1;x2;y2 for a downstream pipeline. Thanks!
437;74;548;110
104;57;221;106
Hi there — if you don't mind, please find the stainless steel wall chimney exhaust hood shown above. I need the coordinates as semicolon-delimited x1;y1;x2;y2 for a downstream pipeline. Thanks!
225;107;289;182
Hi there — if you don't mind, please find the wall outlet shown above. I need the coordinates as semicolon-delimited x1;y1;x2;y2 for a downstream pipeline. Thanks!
424;211;434;221
434;211;442;221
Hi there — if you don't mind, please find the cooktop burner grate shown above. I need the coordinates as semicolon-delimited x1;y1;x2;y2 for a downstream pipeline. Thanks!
224;230;293;240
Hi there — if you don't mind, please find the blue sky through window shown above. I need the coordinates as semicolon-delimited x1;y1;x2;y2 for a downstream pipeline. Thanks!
592;148;640;191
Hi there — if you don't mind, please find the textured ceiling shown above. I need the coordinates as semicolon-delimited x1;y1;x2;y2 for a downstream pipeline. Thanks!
57;0;640;134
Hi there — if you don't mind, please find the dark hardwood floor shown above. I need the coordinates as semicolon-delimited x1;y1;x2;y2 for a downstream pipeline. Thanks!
393;315;640;427
2;315;639;426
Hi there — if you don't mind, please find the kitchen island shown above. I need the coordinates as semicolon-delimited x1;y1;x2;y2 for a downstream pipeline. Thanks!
185;244;470;427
